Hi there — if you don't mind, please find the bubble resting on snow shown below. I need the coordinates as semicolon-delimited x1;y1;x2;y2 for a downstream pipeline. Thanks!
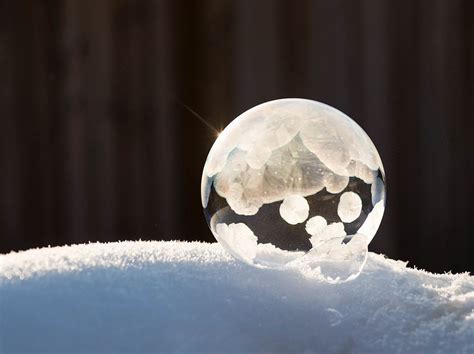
202;99;386;282
213;222;367;282
290;234;369;283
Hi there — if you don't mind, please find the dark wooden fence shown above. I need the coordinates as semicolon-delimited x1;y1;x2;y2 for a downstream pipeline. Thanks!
0;0;472;273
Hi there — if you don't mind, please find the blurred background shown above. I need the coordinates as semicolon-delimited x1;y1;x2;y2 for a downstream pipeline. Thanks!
0;0;472;273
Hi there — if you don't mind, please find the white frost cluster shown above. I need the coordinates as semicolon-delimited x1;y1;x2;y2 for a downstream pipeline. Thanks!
1;241;473;353
337;191;362;222
214;223;258;264
202;99;384;217
279;195;310;225
305;217;346;247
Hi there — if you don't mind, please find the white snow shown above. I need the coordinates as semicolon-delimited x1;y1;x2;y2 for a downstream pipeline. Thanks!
279;195;310;224
1;241;473;353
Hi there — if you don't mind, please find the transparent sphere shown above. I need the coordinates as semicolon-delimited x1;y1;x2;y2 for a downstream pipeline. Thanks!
201;99;386;282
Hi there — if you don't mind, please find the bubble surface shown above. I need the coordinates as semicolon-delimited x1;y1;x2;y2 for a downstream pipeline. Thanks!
202;98;386;281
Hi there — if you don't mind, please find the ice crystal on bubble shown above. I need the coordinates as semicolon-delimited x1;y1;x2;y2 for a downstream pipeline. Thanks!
201;99;386;282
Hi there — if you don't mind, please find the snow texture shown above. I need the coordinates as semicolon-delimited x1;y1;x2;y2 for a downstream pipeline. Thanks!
1;241;473;353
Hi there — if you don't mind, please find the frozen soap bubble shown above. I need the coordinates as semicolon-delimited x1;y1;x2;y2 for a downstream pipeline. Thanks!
201;98;386;282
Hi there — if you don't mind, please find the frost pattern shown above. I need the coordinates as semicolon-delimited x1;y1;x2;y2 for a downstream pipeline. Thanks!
214;223;257;264
202;99;385;216
337;192;363;223
308;222;346;248
279;195;310;225
305;215;327;236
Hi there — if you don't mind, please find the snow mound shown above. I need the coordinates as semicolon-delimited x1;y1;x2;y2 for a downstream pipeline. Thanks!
1;241;473;353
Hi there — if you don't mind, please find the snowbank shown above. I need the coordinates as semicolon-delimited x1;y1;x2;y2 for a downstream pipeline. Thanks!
1;241;473;353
